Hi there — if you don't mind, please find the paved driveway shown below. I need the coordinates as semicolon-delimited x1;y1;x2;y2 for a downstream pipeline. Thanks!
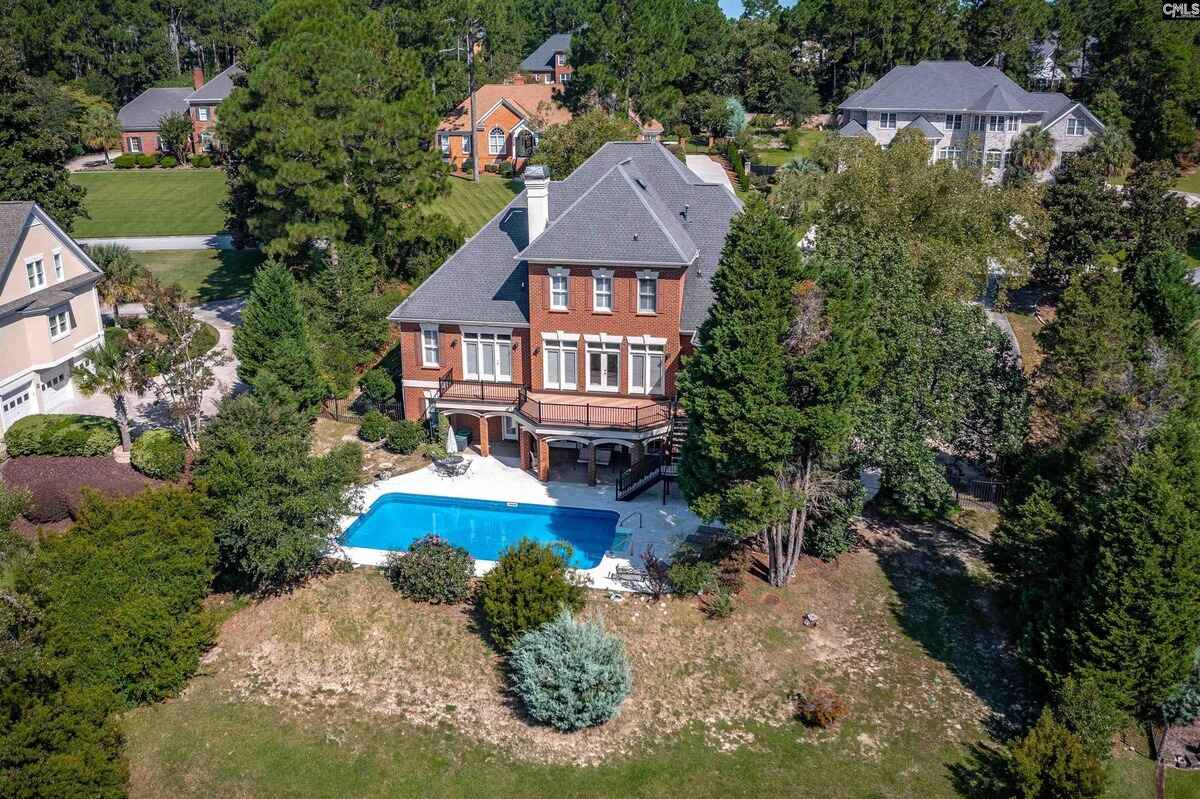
63;299;245;432
685;154;734;192
78;234;235;251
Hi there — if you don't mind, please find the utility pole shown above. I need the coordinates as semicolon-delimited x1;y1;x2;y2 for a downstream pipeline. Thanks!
441;18;485;183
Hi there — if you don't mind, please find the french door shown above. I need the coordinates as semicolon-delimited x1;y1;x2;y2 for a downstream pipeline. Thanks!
463;331;512;382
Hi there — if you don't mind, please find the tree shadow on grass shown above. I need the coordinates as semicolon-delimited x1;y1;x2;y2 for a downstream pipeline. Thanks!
194;249;265;303
946;740;1012;799
861;512;1037;741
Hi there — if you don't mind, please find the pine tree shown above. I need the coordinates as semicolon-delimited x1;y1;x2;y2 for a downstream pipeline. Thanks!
234;261;325;414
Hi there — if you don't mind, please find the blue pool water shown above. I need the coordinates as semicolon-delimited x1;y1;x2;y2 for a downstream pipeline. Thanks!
341;493;619;569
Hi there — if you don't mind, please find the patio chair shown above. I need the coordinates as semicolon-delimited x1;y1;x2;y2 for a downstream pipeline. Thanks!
452;458;472;477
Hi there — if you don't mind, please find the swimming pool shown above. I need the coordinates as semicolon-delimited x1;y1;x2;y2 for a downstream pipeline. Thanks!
341;493;620;569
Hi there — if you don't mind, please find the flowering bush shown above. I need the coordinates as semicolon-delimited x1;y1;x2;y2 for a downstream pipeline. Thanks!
383;535;474;604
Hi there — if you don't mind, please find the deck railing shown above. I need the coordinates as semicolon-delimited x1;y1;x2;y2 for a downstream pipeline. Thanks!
435;377;672;431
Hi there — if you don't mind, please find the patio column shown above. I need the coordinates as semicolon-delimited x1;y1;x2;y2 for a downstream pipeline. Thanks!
587;442;597;486
478;416;490;457
519;429;531;471
536;435;550;482
631;441;643;466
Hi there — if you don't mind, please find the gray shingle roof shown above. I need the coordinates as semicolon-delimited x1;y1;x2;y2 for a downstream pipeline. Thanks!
389;142;740;331
0;202;34;275
838;60;1096;127
117;87;191;130
907;115;943;138
837;120;873;139
520;33;571;72
188;63;242;103
515;161;698;267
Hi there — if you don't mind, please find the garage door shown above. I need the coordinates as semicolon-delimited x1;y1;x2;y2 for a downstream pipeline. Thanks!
2;385;34;429
40;365;73;410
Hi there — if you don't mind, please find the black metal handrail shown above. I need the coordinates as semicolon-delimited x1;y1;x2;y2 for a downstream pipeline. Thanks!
616;454;663;500
435;378;671;431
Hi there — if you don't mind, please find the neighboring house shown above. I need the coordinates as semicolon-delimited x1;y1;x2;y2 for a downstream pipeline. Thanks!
836;60;1104;180
388;142;740;485
1029;36;1098;91
0;203;104;432
436;83;572;173
118;63;242;156
520;33;573;85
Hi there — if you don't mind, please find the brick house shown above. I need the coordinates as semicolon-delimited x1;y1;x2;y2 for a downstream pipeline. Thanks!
520;33;573;85
0;202;104;431
436;83;572;174
117;63;242;156
836;60;1104;180
388;142;740;490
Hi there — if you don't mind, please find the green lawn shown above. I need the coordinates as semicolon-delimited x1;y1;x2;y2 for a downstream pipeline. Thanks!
72;170;229;237
1176;171;1200;194
133;249;265;302
428;174;521;236
751;129;826;167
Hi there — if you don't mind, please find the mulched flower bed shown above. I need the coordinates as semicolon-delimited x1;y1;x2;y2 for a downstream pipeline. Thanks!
2;455;160;536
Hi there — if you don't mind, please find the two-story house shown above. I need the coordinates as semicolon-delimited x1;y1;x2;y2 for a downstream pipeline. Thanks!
0;203;105;431
436;83;572;174
836;61;1104;180
520;33;573;85
388;142;739;488
118;63;241;156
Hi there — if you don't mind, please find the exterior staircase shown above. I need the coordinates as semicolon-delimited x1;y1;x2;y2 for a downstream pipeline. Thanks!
615;406;688;502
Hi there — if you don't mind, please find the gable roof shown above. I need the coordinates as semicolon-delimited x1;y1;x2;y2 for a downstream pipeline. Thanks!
837;120;873;139
515;161;698;267
520;33;572;72
838;60;1104;128
117;87;192;131
0;202;35;274
0;202;103;321
188;63;242;103
437;83;572;133
388;142;741;331
906;115;943;138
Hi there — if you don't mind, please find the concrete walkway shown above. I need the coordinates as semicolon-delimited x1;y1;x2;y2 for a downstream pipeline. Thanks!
78;234;235;251
685;154;734;191
63;298;245;431
66;150;121;171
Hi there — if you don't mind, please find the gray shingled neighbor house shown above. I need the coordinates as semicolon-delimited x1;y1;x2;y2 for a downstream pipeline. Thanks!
387;142;740;487
117;63;242;156
836;60;1104;180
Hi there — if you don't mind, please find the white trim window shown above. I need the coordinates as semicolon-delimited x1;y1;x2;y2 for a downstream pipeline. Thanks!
986;149;1003;170
462;330;512;382
488;127;506;155
1007;115;1019;132
592;269;613;312
944;113;962;130
548;267;569;310
542;333;578;390
462;135;471;153
939;146;962;166
971;115;985;132
439;134;450;154
52;250;63;282
48;307;72;340
197;106;209;121
420;325;440;367
586;338;620;392
25;257;45;290
628;339;665;395
127;136;142;153
636;271;658;314
1066;117;1085;136
556;53;566;66
879;112;897;129
987;115;1005;132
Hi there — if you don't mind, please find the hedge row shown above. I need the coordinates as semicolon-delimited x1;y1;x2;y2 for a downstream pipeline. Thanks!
5;414;120;457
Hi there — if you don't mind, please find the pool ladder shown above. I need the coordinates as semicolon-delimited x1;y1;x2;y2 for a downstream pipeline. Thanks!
619;511;643;529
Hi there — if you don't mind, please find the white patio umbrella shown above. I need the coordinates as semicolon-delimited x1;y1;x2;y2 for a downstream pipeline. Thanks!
445;423;458;454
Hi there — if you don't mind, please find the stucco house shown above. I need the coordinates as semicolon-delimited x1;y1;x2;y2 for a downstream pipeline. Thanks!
388;142;740;492
436;83;573;174
0;203;104;432
836;60;1104;180
118;63;242;156
520;33;573;85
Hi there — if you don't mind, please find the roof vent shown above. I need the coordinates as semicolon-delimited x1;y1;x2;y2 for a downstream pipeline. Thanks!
682;204;689;221
633;233;639;241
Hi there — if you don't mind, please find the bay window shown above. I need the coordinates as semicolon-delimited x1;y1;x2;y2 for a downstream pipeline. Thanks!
462;329;512;382
629;338;665;395
542;332;578;390
585;337;620;392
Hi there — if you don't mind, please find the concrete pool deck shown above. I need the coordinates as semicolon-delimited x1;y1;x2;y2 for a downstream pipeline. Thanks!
336;450;707;592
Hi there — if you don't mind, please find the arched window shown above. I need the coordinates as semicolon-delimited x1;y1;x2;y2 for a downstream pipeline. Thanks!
488;127;506;155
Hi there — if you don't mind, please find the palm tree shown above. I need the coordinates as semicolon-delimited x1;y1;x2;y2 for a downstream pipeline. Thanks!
89;244;147;324
79;105;121;166
1083;127;1134;177
1010;125;1057;175
73;341;143;452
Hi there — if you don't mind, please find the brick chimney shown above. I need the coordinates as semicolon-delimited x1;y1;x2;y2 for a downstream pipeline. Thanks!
192;67;205;90
524;165;550;242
